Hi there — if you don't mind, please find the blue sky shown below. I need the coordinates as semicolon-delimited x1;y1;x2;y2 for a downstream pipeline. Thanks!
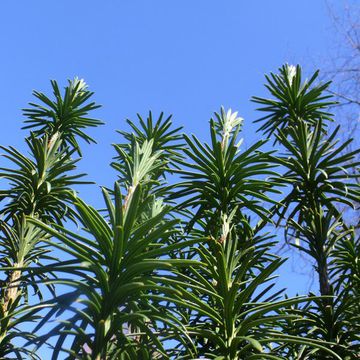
0;0;337;200
0;1;351;356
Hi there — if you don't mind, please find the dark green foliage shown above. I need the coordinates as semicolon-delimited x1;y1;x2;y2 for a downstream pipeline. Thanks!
0;133;90;224
0;66;358;359
271;119;359;225
0;79;102;358
30;183;199;359
22;78;103;154
170;107;280;227
254;64;360;359
252;64;336;137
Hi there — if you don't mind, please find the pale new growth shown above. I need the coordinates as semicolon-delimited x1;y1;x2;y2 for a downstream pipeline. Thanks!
286;64;297;85
219;208;237;244
71;77;88;93
220;107;243;150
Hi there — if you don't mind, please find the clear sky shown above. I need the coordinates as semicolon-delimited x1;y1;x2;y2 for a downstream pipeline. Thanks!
0;0;339;198
0;1;351;356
